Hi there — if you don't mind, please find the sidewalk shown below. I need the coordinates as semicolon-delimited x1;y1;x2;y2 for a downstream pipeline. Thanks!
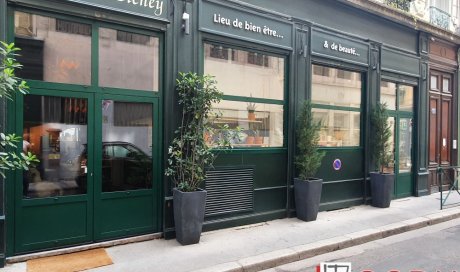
4;193;460;272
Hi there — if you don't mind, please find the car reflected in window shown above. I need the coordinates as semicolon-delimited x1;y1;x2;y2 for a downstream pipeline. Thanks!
77;142;152;192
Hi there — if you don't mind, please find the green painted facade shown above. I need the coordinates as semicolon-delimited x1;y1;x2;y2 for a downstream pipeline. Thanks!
0;0;455;264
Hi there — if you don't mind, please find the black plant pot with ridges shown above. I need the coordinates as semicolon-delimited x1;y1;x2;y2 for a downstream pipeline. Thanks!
173;188;207;245
370;172;394;208
294;178;322;222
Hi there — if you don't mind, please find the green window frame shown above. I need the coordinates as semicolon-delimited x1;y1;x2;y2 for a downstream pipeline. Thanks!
202;41;288;149
311;64;363;148
11;8;164;97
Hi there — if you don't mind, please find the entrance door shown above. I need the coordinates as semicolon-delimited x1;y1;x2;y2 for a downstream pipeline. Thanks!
94;96;159;240
15;92;159;254
11;11;162;255
381;81;415;198
16;90;94;253
428;71;453;192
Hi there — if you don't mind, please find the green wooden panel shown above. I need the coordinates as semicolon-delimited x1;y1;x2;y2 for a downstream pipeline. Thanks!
315;149;364;182
381;47;420;77
16;202;89;253
254;187;286;212
320;179;364;206
396;173;412;198
214;153;244;165
97;195;154;239
244;153;287;188
214;151;287;188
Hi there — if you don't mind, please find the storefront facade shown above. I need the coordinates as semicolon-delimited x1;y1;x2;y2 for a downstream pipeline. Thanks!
0;0;457;264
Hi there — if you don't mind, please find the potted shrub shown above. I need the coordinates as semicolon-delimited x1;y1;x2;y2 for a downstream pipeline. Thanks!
294;101;325;221
370;102;394;208
247;101;256;121
165;72;235;245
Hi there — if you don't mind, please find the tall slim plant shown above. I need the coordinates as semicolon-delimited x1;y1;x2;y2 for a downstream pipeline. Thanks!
371;102;392;173
165;72;235;192
295;101;325;180
0;42;38;178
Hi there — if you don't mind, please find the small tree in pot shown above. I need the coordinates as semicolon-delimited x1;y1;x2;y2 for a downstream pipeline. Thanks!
370;102;394;208
165;72;236;245
294;101;325;221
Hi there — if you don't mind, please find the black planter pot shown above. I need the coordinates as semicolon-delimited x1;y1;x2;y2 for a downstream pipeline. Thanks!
294;178;322;222
173;188;207;245
370;172;394;208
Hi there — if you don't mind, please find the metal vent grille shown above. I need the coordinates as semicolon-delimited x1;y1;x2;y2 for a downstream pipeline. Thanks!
205;167;254;217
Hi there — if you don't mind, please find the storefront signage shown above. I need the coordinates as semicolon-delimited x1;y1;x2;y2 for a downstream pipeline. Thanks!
312;29;369;66
66;0;167;19
200;0;293;49
213;14;284;39
322;40;360;57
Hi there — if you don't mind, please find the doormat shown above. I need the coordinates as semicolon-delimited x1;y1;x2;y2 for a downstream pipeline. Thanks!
27;248;113;272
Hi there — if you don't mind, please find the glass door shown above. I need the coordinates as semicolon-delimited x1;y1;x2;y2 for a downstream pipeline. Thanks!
15;90;94;253
381;81;414;198
93;95;159;240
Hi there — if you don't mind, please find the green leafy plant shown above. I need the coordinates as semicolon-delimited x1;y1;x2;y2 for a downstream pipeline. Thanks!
371;102;392;173
295;101;325;180
0;42;39;178
165;72;237;192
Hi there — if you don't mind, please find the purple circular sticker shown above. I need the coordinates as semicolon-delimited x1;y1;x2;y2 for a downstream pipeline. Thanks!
333;159;342;171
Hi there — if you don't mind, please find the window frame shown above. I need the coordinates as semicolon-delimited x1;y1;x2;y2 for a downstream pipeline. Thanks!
201;38;289;150
311;62;365;148
10;7;164;98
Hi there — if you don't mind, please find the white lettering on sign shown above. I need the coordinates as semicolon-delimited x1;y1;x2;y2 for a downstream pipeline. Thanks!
323;40;360;56
117;0;164;16
213;13;284;39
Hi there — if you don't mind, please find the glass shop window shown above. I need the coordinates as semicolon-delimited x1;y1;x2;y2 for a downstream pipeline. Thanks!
312;64;362;147
380;81;414;112
14;11;91;85
204;43;285;148
99;28;159;91
23;95;88;198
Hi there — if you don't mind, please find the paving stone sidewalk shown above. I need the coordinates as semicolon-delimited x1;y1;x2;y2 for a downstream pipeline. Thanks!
4;193;460;272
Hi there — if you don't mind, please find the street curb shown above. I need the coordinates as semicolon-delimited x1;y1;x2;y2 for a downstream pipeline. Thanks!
192;209;460;272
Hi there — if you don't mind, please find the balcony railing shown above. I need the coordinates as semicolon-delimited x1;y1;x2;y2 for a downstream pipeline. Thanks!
384;0;411;12
430;6;451;30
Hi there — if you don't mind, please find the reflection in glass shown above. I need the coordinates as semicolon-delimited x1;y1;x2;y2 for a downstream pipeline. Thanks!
99;28;159;91
312;109;360;147
312;65;361;108
384;117;395;174
380;81;396;110
208;101;284;147
102;100;153;192
380;81;413;112
23;95;88;198
14;12;91;85
430;75;437;90
442;78;450;93
399;118;412;173
398;85;414;112
204;43;285;100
